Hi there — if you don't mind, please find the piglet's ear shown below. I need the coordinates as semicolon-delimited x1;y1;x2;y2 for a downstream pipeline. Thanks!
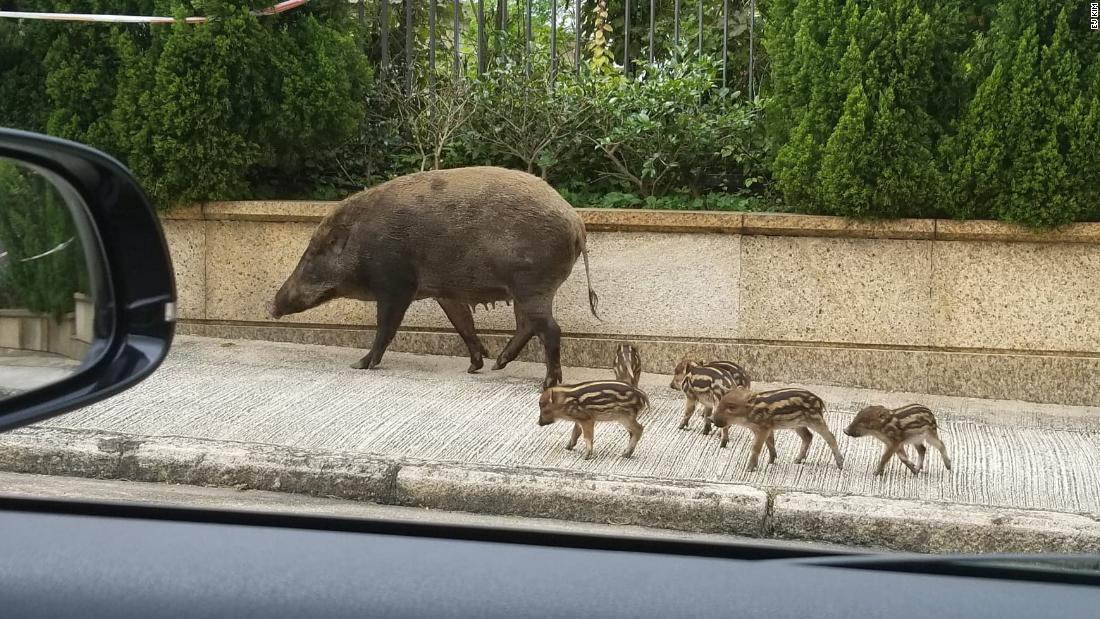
730;387;753;406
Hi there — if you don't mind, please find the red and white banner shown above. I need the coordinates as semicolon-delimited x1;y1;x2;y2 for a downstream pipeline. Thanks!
0;0;309;24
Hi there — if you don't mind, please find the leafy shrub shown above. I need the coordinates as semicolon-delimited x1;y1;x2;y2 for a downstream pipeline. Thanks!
461;61;594;179
768;0;960;219
115;4;274;205
767;0;1099;227
558;188;766;212
580;54;767;197
943;4;1099;227
0;7;52;133
0;161;87;318
2;0;370;207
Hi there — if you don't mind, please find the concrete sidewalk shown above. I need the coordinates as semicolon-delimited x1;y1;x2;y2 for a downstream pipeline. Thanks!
0;348;80;397
2;335;1099;553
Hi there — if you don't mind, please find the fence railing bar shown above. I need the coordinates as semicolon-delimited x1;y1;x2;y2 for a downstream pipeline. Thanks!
429;0;437;87
748;0;755;100
380;0;389;73
361;0;754;88
721;0;727;85
477;0;486;75
574;0;581;75
454;0;461;79
697;0;702;57
624;0;630;75
550;0;558;86
648;0;655;64
525;0;532;78
673;0;679;49
405;0;414;93
499;0;507;54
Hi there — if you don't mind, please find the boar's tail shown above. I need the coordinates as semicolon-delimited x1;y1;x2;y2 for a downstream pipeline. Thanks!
581;243;600;320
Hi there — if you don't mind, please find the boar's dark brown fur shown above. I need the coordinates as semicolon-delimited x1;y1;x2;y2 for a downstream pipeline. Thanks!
270;166;599;389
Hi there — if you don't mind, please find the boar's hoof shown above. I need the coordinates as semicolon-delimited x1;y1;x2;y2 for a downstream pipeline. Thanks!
351;354;377;370
467;357;484;374
491;358;508;371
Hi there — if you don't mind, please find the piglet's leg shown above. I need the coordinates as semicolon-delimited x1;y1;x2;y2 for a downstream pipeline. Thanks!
765;433;778;464
618;417;644;458
874;443;902;476
913;443;928;472
793;428;813;464
565;423;582;450
579;420;596;460
809;419;845;470
926;433;952;471
894;446;920;475
746;429;772;472
678;398;697;430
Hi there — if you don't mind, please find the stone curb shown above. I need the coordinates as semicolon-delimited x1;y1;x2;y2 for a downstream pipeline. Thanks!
768;492;1100;554
2;426;1098;554
0;426;398;503
393;462;767;536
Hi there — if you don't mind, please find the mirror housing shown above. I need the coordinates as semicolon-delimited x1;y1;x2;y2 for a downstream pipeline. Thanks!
0;129;176;431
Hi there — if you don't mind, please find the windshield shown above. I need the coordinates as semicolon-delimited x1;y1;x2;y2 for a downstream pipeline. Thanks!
1;0;1099;558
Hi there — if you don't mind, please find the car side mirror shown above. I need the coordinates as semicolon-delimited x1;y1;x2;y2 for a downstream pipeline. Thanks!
0;129;175;431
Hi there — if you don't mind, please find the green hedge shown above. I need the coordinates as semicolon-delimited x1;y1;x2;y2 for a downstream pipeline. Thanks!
559;189;770;211
2;1;1097;227
765;0;1100;227
0;0;369;207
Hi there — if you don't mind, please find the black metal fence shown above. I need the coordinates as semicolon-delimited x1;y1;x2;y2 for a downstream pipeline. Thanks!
358;0;761;98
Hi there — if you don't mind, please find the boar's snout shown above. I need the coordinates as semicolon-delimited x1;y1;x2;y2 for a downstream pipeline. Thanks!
271;271;334;320
843;426;861;437
270;285;294;320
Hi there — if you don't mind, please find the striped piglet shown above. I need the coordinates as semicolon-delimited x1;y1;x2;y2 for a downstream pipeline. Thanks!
612;344;643;387
670;358;750;435
538;380;649;460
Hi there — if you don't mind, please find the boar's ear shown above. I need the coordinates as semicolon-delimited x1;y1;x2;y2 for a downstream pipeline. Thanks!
325;222;352;253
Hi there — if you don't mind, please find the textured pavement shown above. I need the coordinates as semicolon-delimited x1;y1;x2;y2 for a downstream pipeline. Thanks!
0;348;80;397
28;335;1100;517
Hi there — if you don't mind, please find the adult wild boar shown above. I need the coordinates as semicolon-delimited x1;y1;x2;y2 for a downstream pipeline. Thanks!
270;166;599;389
